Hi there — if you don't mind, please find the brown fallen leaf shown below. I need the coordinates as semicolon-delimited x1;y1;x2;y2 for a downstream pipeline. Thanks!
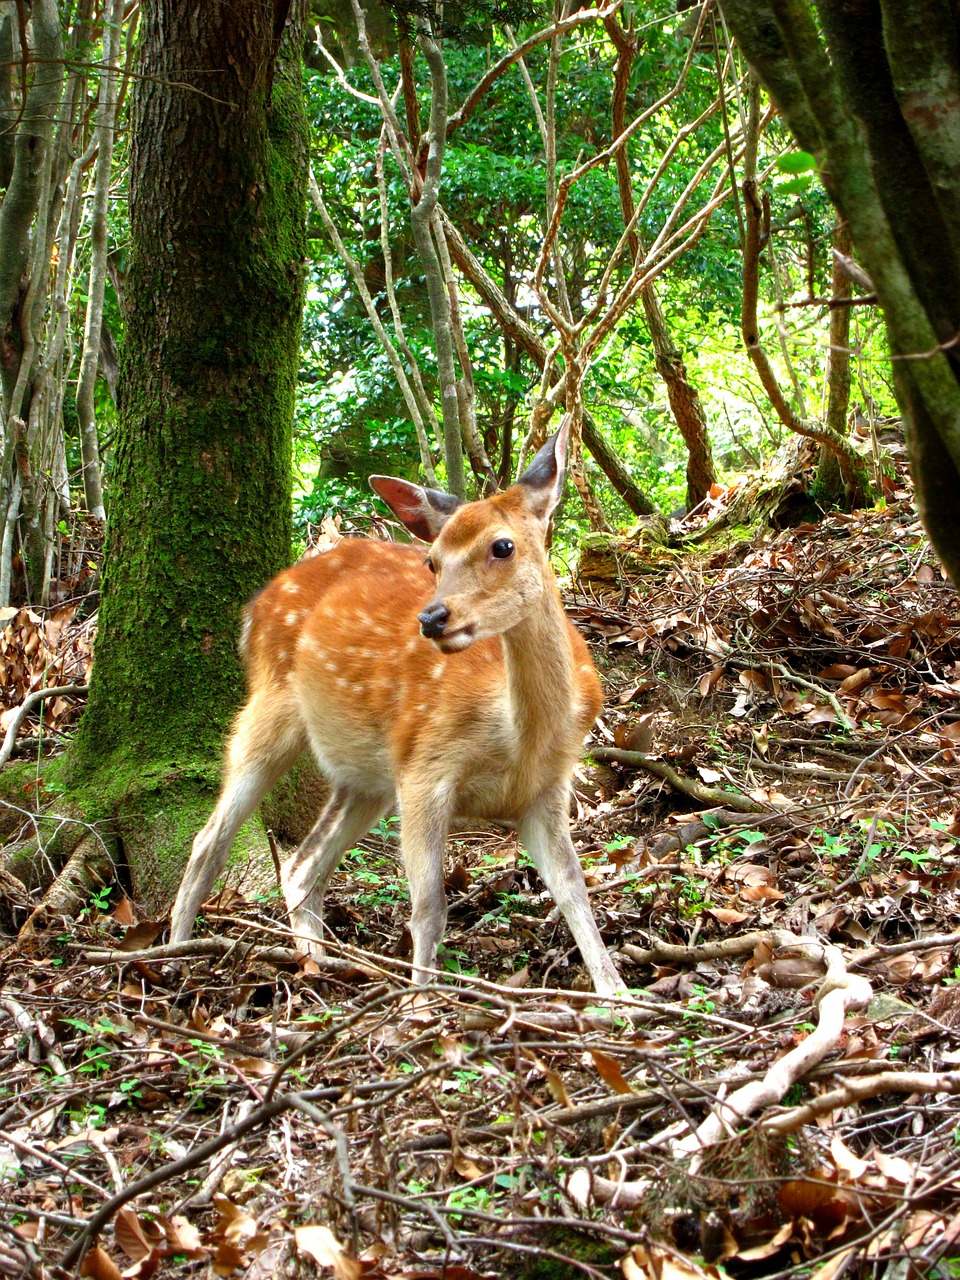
706;907;750;925
118;920;164;952
545;1068;573;1108
294;1224;361;1280
80;1245;123;1280
590;1050;634;1095
734;1220;793;1261
453;1152;484;1180
830;1134;868;1182
112;895;136;926
114;1207;152;1262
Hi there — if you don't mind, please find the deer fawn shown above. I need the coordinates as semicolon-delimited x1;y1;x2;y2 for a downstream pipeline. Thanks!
169;425;623;995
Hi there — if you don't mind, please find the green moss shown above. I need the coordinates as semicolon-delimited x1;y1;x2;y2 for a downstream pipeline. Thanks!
261;757;328;845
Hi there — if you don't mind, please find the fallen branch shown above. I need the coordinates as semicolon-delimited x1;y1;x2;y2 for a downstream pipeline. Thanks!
772;663;856;731
590;746;767;812
567;934;873;1205
621;928;798;968
58;1088;309;1270
81;935;372;975
849;929;960;970
1;993;70;1081
673;938;872;1159
0;682;87;767
764;1069;960;1133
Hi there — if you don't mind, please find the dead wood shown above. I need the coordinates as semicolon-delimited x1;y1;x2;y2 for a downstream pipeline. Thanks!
591;745;767;811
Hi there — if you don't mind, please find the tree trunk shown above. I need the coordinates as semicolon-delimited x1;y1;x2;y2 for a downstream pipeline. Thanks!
57;0;308;910
815;223;854;506
718;0;960;582
643;289;717;510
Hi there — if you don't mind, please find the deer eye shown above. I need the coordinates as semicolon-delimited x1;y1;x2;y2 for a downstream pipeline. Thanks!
424;556;436;574
491;538;514;559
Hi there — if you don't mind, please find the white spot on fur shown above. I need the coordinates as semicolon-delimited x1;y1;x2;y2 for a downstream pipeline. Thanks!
324;661;338;673
285;609;304;625
282;581;300;595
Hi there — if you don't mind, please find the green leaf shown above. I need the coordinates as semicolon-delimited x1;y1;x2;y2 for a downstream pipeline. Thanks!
777;174;814;195
776;149;816;175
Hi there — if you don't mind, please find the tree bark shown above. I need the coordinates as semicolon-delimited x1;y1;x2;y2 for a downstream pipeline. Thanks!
815;222;854;504
60;0;308;909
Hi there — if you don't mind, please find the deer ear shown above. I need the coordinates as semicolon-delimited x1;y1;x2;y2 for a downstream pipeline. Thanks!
516;419;569;521
369;476;461;543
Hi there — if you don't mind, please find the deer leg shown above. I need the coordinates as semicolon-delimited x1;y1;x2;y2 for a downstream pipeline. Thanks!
281;788;389;957
398;783;450;985
519;789;624;996
170;695;305;944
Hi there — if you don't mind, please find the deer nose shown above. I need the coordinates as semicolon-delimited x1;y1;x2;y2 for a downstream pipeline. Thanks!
418;601;450;639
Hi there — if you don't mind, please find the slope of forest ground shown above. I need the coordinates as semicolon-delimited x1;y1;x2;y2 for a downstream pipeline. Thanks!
2;438;960;1279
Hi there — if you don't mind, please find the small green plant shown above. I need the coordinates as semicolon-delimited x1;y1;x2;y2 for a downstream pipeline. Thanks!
603;835;632;855
446;1182;493;1222
67;1101;109;1126
177;1042;228;1109
375;815;400;842
119;1078;143;1103
439;947;477;976
78;1045;112;1077
685;984;716;1017
80;884;113;918
675;872;711;917
899;847;935;870
451;1068;482;1093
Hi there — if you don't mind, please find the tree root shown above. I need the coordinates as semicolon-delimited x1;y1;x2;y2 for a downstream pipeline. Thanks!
18;831;117;939
621;927;799;968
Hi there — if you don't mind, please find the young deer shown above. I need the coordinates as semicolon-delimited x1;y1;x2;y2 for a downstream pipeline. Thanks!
169;425;623;995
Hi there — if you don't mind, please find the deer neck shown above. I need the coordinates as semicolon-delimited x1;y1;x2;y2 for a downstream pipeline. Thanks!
500;578;577;755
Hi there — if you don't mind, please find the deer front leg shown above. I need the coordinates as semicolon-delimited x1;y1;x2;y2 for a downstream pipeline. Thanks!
398;782;450;985
519;789;624;996
282;787;389;958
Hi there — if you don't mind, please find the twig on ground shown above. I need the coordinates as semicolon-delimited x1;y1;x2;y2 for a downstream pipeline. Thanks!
590;745;767;811
771;664;856;730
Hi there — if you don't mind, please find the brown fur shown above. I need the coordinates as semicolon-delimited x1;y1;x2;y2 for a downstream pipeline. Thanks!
169;449;622;995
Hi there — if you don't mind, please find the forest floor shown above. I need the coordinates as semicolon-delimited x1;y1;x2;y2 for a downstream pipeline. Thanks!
2;443;960;1280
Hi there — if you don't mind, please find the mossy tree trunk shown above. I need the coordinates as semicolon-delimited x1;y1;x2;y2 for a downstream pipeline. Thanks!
53;0;308;909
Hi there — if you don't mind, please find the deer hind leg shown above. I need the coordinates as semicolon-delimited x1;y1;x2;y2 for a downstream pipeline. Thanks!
519;788;624;996
281;787;389;958
398;782;451;985
170;694;305;944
